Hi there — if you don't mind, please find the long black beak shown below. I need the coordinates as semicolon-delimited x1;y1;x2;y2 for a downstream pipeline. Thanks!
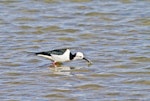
83;57;92;64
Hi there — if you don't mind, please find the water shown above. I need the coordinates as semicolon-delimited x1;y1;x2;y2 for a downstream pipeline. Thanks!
0;0;150;101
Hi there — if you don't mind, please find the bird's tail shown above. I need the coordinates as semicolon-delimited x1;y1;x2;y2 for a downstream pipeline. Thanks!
35;52;42;55
35;52;51;56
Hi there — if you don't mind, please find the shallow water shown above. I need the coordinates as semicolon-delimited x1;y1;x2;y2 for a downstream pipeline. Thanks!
0;0;150;101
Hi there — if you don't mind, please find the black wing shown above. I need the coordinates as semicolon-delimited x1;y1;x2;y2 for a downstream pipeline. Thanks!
35;49;67;56
50;49;67;55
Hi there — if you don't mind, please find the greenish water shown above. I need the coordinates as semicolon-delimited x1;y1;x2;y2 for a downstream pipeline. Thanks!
0;0;150;101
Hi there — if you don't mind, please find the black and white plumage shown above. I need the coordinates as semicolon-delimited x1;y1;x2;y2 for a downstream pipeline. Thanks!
35;48;91;64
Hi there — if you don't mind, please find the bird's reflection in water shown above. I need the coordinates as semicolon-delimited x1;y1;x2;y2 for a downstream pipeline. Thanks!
49;65;82;76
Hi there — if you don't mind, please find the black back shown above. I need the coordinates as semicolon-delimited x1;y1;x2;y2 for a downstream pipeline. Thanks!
50;49;67;55
35;49;67;56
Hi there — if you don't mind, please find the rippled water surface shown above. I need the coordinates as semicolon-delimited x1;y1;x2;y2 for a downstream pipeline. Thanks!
0;0;150;101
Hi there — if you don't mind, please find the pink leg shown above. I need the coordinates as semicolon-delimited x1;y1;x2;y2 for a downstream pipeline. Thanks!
50;62;62;67
49;62;57;67
52;62;56;65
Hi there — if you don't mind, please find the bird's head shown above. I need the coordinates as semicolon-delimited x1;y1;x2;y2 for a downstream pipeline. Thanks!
74;52;92;64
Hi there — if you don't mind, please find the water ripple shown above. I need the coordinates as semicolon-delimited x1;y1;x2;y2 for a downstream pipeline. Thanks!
0;0;150;100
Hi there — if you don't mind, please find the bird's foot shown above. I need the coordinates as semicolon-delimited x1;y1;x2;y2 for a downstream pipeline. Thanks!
52;62;56;66
50;62;62;67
